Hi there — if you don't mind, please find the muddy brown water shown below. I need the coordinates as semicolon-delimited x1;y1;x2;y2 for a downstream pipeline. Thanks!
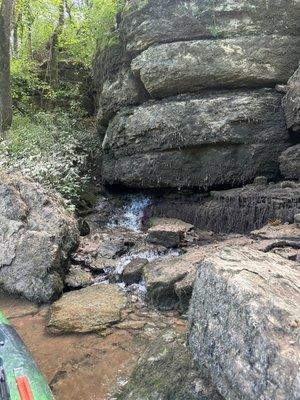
0;294;186;400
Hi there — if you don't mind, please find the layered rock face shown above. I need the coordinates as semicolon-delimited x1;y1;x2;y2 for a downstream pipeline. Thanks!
283;64;300;133
188;247;300;400
96;0;300;189
0;172;79;303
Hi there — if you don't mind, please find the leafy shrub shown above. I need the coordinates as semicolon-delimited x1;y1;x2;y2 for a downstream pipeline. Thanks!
0;111;102;210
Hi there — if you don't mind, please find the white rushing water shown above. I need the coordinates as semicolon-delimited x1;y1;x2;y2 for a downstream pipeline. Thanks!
107;194;152;232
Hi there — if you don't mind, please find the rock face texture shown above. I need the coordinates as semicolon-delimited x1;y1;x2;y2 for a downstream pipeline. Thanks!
48;284;127;333
279;144;300;180
148;182;300;233
0;172;79;303
189;247;300;400
118;330;224;400
95;0;300;189
102;90;289;188
283;64;300;133
146;218;194;248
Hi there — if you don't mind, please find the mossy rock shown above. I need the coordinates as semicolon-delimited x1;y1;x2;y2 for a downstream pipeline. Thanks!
117;330;223;400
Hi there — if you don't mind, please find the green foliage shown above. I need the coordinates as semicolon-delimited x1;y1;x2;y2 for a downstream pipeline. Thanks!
0;111;102;209
11;58;54;109
60;0;124;64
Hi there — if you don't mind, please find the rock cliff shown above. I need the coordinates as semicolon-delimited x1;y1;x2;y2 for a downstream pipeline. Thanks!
95;0;300;189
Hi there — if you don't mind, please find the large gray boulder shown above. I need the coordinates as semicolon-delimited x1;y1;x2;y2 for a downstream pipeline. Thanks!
102;89;288;189
189;247;300;400
121;0;300;54
283;64;300;133
0;172;79;303
132;36;300;98
279;144;300;180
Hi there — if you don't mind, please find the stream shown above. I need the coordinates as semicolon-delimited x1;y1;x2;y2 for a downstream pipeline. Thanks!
2;192;187;400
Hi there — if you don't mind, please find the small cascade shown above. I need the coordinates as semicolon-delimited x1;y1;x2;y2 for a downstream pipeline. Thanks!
107;194;152;232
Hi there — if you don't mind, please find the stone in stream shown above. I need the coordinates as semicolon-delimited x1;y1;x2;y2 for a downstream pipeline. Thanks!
143;248;212;311
65;265;94;289
188;247;300;400
282;64;300;133
48;284;127;334
0;172;79;303
279;144;300;180
122;258;148;285
146;218;194;248
117;330;224;400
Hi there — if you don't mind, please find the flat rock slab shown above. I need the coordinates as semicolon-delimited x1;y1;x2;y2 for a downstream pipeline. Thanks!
132;35;300;98
48;284;127;333
251;223;300;241
189;247;300;400
147;218;194;248
102;89;288;189
121;0;300;53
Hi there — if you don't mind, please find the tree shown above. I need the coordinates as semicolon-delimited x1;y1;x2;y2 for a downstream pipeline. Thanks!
0;0;14;134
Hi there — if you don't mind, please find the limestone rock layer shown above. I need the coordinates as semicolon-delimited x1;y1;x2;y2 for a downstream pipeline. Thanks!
95;0;300;189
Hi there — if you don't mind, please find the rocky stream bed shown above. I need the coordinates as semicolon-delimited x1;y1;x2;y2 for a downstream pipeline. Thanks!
1;182;299;400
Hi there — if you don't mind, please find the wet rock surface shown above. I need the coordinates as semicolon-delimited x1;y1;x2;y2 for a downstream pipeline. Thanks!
118;330;224;400
0;172;79;303
148;181;300;233
146;218;194;248
189;247;300;400
48;284;127;334
1;189;299;400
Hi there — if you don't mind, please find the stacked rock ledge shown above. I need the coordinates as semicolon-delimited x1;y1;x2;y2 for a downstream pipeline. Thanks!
94;0;300;190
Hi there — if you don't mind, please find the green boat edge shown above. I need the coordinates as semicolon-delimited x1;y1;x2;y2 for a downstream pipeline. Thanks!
0;311;55;400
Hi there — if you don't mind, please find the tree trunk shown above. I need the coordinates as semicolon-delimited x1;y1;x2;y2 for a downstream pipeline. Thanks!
0;0;14;134
46;0;65;87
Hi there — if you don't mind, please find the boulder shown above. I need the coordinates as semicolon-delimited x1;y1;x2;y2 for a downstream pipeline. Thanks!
146;218;194;248
65;265;94;289
118;329;224;400
120;0;300;54
143;249;208;311
48;284;127;333
122;258;148;285
189;247;300;400
102;89;288;189
282;64;300;132
0;172;79;303
132;36;300;98
279;144;300;180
